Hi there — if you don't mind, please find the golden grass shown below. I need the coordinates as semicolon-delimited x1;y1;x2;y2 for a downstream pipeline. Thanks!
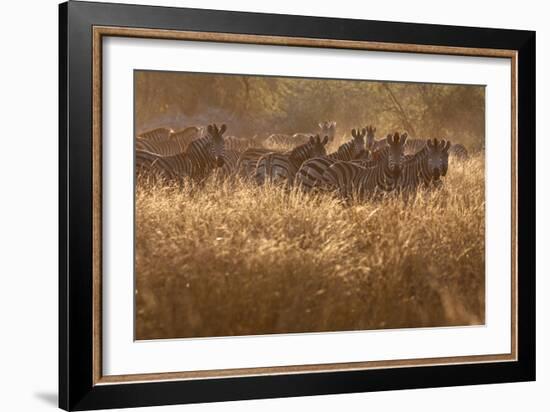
135;155;485;340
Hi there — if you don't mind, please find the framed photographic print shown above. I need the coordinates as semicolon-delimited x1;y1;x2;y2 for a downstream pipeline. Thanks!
59;1;536;410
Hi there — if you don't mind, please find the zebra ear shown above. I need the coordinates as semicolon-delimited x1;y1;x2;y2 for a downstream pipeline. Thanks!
309;135;315;144
351;128;357;138
207;125;213;135
322;135;329;145
426;139;433;149
361;128;367;138
393;132;400;145
386;134;392;144
220;124;227;136
444;140;452;152
400;133;408;144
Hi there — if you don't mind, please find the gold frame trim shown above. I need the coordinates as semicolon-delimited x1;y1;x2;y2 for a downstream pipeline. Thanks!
92;26;518;386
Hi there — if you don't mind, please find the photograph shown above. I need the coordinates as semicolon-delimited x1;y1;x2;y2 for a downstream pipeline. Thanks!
54;1;536;409
134;70;486;340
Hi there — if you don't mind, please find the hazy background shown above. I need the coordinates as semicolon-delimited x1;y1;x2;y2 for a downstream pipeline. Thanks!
135;70;485;150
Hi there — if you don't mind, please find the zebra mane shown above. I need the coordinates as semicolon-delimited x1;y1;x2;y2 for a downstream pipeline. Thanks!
331;140;354;159
288;140;313;164
186;134;209;150
183;134;219;169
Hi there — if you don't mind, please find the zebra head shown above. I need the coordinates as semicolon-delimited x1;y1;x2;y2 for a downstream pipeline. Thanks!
206;123;227;167
384;132;407;177
350;128;367;157
426;138;451;179
365;125;377;149
319;121;337;144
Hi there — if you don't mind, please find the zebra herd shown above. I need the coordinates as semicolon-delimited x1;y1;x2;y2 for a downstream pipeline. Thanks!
136;121;469;200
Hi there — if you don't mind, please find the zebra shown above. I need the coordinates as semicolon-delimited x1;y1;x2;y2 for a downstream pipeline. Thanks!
397;138;451;197
135;148;159;179
403;139;428;155
364;125;403;154
254;135;329;186
139;123;227;184
351;131;408;168
136;126;201;156
322;132;408;200
449;143;469;160
364;125;384;152
364;124;428;156
236;147;278;178
292;121;337;145
294;128;367;192
265;121;336;149
213;149;241;179
379;135;428;156
168;126;202;150
136;127;173;143
225;135;256;152
404;139;467;159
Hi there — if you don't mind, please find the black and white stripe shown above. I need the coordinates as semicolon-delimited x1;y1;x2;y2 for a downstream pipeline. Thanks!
255;135;329;185
135;126;201;156
136;127;173;144
135;148;160;179
263;134;303;148
225;135;256;152
365;125;418;155
403;139;428;155
364;125;384;152
397;139;451;195
236;148;278;178
265;121;336;149
449;143;469;160
137;123;227;183
322;132;408;200
295;128;367;191
364;125;427;156
214;149;241;179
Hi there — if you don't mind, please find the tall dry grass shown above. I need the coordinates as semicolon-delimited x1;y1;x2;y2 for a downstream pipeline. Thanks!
135;155;485;340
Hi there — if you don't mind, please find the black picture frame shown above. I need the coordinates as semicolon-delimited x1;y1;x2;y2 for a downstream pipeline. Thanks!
59;1;536;410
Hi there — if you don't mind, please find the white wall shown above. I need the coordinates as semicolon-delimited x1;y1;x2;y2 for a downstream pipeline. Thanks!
0;0;546;411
